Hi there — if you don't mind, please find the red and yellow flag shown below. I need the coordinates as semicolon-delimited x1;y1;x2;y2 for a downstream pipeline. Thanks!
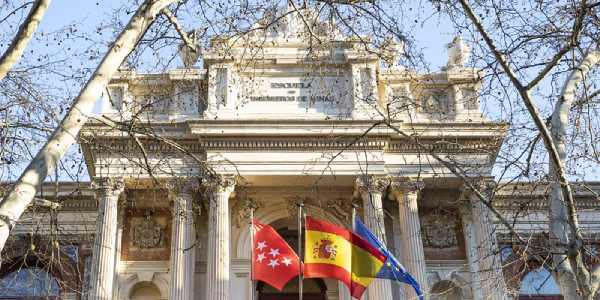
304;217;386;299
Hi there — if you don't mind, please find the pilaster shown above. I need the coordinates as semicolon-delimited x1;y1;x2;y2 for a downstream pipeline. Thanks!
203;176;236;300
391;179;427;300
89;178;125;300
356;175;393;300
167;178;200;300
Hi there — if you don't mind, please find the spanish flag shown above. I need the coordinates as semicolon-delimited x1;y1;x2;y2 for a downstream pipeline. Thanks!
304;217;386;299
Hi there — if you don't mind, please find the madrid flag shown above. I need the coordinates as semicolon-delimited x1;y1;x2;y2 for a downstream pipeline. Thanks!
304;217;387;299
252;220;300;290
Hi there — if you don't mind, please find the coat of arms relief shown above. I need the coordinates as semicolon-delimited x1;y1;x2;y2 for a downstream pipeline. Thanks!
420;214;458;248
130;212;166;249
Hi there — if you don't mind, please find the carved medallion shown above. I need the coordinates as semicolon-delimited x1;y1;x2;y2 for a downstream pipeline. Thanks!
131;214;165;249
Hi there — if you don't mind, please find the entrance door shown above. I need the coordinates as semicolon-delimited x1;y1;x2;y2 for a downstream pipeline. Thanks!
257;276;327;300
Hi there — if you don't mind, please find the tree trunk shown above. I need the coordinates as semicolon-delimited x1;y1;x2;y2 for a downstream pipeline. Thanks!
0;0;51;81
0;0;179;255
550;49;600;299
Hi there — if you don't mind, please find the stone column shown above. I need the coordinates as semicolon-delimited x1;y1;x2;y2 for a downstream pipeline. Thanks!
356;175;393;300
391;180;427;300
203;176;236;300
89;178;125;300
167;178;199;300
469;182;506;300
459;200;484;300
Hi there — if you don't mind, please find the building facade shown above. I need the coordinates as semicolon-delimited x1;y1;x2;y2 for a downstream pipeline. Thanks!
2;5;599;300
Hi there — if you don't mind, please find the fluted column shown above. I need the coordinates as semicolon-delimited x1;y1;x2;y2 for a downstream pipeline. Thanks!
469;182;506;300
356;175;393;300
459;200;484;300
391;180;427;300
89;178;125;300
167;178;199;300
203;176;236;300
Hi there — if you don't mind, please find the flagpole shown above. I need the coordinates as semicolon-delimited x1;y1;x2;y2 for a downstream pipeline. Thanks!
250;203;256;300
297;202;304;300
351;203;358;229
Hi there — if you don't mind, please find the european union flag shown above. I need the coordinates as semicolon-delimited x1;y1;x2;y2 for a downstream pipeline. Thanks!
354;216;423;300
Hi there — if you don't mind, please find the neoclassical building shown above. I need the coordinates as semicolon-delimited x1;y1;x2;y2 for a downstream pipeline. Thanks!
2;5;599;300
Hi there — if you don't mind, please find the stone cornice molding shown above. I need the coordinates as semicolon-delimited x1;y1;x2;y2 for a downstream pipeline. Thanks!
166;178;200;197
356;175;390;196
91;178;125;198
202;176;236;196
390;179;425;197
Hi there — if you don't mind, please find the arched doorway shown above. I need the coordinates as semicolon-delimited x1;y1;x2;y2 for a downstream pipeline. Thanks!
430;280;462;300
257;277;327;300
129;281;162;300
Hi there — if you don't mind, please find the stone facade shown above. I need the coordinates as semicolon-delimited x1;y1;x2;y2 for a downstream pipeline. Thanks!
2;4;600;300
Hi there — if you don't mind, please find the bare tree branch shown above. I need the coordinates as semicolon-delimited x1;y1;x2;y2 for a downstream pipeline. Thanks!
161;7;197;52
0;0;51;81
0;0;180;255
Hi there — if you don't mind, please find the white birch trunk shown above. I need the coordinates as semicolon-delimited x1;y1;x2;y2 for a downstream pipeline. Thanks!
0;0;179;254
550;49;600;299
0;0;51;81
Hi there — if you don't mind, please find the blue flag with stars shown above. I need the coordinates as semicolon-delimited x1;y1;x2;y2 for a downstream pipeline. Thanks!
353;216;423;300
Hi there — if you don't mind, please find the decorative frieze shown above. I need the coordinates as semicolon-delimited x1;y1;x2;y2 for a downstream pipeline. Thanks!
200;139;387;151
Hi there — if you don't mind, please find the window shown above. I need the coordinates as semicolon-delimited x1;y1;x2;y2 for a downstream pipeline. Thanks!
0;268;59;298
519;268;560;296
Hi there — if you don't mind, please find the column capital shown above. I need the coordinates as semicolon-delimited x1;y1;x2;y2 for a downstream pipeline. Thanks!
202;175;236;196
391;179;424;196
356;175;390;196
91;178;125;198
460;180;498;199
167;178;200;197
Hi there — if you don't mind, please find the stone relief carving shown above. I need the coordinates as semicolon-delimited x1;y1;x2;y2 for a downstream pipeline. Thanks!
421;92;448;114
421;215;457;248
326;199;351;222
235;199;265;228
283;196;310;219
131;212;165;249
